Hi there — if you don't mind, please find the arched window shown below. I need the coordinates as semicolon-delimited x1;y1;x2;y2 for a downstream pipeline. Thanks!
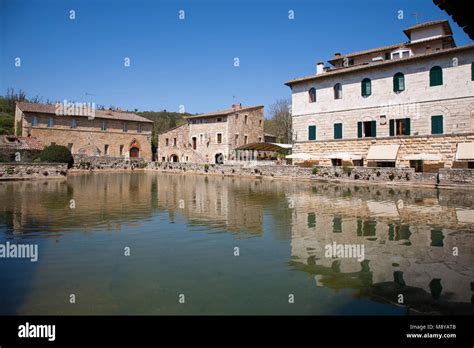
393;72;405;92
429;66;443;86
334;83;342;99
361;78;371;97
308;88;316;103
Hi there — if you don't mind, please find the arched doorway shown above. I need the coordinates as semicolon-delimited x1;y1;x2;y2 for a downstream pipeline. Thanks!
215;153;224;164
129;139;141;158
130;147;139;158
170;154;179;162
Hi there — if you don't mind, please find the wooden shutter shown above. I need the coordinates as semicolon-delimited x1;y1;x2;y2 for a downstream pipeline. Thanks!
431;115;443;134
389;119;395;136
308;125;316;140
357;122;362;138
371;121;376;137
334;123;342;139
404;118;410;135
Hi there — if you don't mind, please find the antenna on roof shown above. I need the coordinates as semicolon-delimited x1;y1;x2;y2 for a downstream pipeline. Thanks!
411;12;423;24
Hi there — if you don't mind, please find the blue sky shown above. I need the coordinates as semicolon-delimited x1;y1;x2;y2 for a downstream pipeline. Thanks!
0;0;471;116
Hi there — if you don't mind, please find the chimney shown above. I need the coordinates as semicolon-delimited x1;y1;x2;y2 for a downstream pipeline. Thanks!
316;61;325;75
232;102;242;110
334;52;341;58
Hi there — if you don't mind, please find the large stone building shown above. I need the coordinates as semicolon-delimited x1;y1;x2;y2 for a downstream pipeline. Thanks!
14;102;153;160
158;103;264;164
286;20;474;171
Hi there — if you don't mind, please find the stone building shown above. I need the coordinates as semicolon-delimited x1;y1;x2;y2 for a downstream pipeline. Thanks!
286;20;474;171
158;103;264;164
14;102;153;160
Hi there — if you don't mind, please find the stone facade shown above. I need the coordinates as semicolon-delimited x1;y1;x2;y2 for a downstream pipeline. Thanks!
15;102;153;160
286;20;474;170
158;104;264;164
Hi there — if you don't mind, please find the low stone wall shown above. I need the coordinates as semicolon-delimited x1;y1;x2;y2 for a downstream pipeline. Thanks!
72;155;147;170
150;162;474;188
0;163;67;180
150;162;313;179
312;165;437;186
438;168;474;187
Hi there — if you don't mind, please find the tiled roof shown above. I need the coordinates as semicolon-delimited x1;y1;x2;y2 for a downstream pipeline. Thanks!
1;136;44;151
328;35;454;65
285;43;474;86
184;105;264;119
403;19;452;38
16;102;153;123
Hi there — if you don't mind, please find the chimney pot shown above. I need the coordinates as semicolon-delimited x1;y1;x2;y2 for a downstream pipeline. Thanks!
334;52;341;57
316;61;325;74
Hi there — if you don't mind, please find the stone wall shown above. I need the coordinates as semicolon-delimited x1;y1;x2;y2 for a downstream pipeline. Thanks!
71;155;147;170
150;162;474;188
292;133;474;168
0;163;67;180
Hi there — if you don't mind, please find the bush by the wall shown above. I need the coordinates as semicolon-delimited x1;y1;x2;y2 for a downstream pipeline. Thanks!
40;145;74;168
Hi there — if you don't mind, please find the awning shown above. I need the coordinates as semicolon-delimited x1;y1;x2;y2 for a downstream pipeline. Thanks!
403;153;442;161
367;144;399;161
285;153;319;160
235;142;292;152
323;152;362;161
456;142;474;160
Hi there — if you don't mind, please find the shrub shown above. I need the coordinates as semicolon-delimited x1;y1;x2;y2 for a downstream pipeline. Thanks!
40;145;74;168
342;166;352;175
312;167;319;175
204;164;209;171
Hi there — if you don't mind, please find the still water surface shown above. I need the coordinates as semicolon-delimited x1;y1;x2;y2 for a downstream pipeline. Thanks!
0;172;473;315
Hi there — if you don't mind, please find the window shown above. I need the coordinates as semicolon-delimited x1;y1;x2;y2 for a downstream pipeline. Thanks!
361;78;371;97
353;159;364;167
376;161;395;168
120;145;124;155
390;118;410;136
104;144;109;156
393;72;405;92
392;52;400;60
235;134;239;145
101;120;107;131
138;124;142;133
358;120;376;138
200;134;203;144
429;66;443;86
431;115;443;134
217;117;222;122
334;83;342;99
244;115;248;125
244;135;248;144
47;117;54;128
173;138;177;146
122;122;128;132
31;115;38;126
308;88;316;103
384;52;391;60
410;160;423;173
217;133;222;144
258;136;262;142
308;125;316;140
165;138;169;146
70;118;77;129
331;158;342;166
402;51;409;58
334;123;342;139
259;119;262;127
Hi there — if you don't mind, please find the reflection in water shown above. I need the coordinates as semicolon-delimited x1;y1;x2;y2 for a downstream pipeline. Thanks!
0;172;472;315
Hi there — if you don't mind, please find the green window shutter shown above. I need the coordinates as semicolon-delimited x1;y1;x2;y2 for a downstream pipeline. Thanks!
361;79;371;96
430;66;443;86
366;81;371;96
357;122;362;138
389;119;395;136
393;73;404;92
371;120;376;137
308;125;316;140
431;115;443;134
404;118;410;135
334;123;342;139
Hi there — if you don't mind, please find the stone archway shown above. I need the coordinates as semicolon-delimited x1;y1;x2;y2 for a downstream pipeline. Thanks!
215;153;224;164
170;154;179;162
129;139;141;158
